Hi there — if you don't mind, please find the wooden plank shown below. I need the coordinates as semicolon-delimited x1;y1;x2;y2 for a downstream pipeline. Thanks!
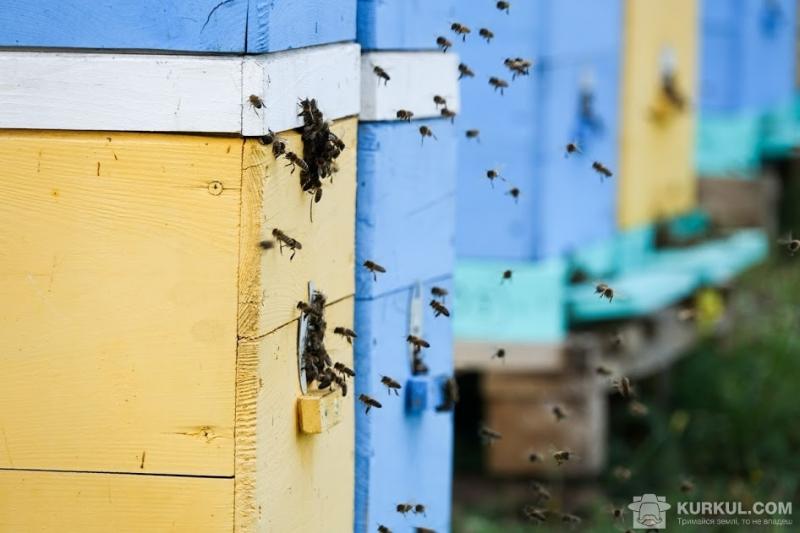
247;0;356;54
0;45;361;134
0;471;232;532
454;341;564;372
357;0;456;50
0;130;241;475
360;52;460;121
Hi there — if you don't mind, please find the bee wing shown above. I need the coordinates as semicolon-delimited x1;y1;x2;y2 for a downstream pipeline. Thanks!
777;232;794;244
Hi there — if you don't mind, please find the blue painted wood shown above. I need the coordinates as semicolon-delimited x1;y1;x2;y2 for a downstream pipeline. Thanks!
356;120;457;299
534;0;623;62
454;258;567;343
354;279;454;533
0;0;355;53
356;0;456;50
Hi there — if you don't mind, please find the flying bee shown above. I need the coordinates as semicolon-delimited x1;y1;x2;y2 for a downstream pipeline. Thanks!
258;240;274;250
419;125;437;144
380;375;402;395
497;1;511;13
492;348;506;360
373;65;390;85
429;299;450;317
595;282;615;302
436;376;460;412
248;94;264;109
450;22;471;41
662;72;687;110
479;28;494;43
333;361;355;379
436;36;452;52
406;335;430;354
530;481;551;502
396;503;413;515
271;228;302;259
333;326;357;344
396;109;414;122
778;232;800;255
413;504;426;516
363;260;387;281
489;76;509;95
528;451;543;463
501;269;513;283
359;394;382;413
479;425;502;445
614;376;633;398
458;63;475;79
523;506;547;524
378;526;392;533
680;478;695;494
613;466;632;481
561;513;582;525
565;142;581;157
465;129;480;142
433;95;447;108
415;529;436;533
552;404;567;422
611;506;625;521
592;161;613;180
595;365;613;376
507;187;520;203
441;108;457;123
628;400;649;417
431;286;448;301
504;57;532;79
552;449;574;466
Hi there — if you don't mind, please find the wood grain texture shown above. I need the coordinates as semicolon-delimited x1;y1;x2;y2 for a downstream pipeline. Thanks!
0;131;242;475
618;0;699;229
0;471;233;532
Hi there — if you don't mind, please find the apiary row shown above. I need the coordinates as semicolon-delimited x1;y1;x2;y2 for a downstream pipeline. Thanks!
0;1;797;531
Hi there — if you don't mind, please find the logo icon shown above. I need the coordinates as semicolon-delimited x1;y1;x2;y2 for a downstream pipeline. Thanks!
628;494;671;529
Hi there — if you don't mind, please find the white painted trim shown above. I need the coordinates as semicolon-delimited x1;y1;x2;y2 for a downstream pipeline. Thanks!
360;51;460;122
0;43;361;134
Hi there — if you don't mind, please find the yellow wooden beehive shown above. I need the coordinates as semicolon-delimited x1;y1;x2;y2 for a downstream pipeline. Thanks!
0;121;357;531
618;0;699;229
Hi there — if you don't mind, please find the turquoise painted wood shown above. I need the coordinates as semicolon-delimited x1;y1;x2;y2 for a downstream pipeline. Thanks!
454;259;568;344
0;0;355;53
761;94;800;157
357;0;456;50
696;111;762;175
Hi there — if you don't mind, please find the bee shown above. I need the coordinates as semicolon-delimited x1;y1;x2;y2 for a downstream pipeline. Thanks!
431;286;448;301
613;376;633;398
489;76;509;95
377;526;392;533
479;425;502;445
333;361;356;378
565;142;581;157
363;260;387;281
258;129;276;146
258;240;275;250
479;28;494;43
662;72;687;110
271;228;302;259
436;376;460;412
778;232;800;255
406;334;430;354
433;95;447;109
496;1;511;14
436;36;452;52
296;301;320;316
413;504;426;516
450;22;471;41
465;129;480;141
523;506;547;523
492;348;506;360
396;109;414;122
440;108;457;123
333;326;357;344
613;466;632;481
595;282;615;302
528;451;542;463
485;169;506;188
595;365;613;376
680;478;695;494
507;187;520;203
530;481;551;501
561;513;582;525
628;401;648;417
415;529;436;533
380;375;402;395
552;405;567;422
592;161;613;180
267;134;287;158
429;299;450;317
396;503;413;515
248;94;264;109
552;449;574;466
504;57;532;79
359;394;382;414
501;269;513;283
612;507;625;521
419;125;437;144
373;65;390;85
331;372;348;397
458;63;475;79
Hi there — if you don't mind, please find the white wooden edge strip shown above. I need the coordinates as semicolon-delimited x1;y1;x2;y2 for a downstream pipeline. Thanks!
0;43;361;134
360;51;460;122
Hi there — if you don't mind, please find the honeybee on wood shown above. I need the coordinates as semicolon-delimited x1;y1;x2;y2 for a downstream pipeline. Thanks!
258;240;275;250
396;503;413;515
565;142;581;157
552;449;574;466
436;36;452;52
248;94;264;109
465;129;480;141
331;372;348;397
406;335;430;354
489;76;509;95
680;478;695;494
431;286;448;301
435;376;460;412
363;260;387;281
628;401;648;417
430;299;450;317
507;187;520;203
450;22;471;41
501;269;513;283
479;425;503;445
433;95;447;109
373;65;390;85
612;465;632;481
271;228;302;260
441;108;456;123
458;64;475;81
595;365;613;376
413;504;426;516
496;1;511;13
552;405;567;422
297;301;320;316
377;526;392;533
595;283;615;302
592;161;613;180
333;361;355;378
333;327;357;344
380;375;402;395
492;348;506;360
258;129;276;146
523;506;547;523
528;451;542;463
396;109;414;122
419;125;437;144
778;232;800;255
359;394;382;413
613;376;633;398
479;28;494;43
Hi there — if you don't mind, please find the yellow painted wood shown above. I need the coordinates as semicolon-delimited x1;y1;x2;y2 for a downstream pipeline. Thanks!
298;390;345;434
0;130;242;476
0;471;233;532
619;0;699;228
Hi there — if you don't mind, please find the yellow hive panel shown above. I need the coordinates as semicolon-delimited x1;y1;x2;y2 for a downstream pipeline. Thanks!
619;0;699;228
0;131;242;476
0;471;232;532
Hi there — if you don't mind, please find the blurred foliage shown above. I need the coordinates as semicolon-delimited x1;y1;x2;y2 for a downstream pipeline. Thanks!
453;259;800;532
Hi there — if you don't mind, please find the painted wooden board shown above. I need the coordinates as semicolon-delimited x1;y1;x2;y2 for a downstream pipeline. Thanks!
357;0;456;50
0;0;355;54
360;52;460;121
618;0;699;229
696;111;761;175
356;120;457;299
0;45;360;134
354;280;453;533
0;130;241;476
0;471;232;532
532;0;623;63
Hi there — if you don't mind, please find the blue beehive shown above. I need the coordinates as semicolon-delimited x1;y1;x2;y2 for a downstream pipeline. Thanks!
0;0;356;53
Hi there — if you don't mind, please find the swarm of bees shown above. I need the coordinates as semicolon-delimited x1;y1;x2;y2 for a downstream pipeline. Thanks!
297;98;346;213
